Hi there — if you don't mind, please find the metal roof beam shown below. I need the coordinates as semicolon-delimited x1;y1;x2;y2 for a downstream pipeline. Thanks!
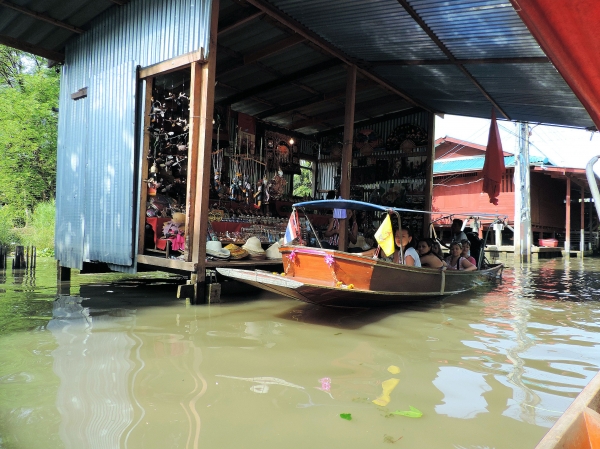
0;33;64;62
395;0;510;120
0;1;83;34
243;0;435;114
217;59;342;105
371;57;549;66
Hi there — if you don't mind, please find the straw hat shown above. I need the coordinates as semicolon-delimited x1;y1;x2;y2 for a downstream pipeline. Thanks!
242;236;265;254
172;212;186;224
224;243;249;260
242;236;266;259
206;241;230;259
265;242;282;260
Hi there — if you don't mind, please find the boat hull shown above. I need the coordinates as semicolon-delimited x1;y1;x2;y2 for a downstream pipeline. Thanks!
217;246;503;308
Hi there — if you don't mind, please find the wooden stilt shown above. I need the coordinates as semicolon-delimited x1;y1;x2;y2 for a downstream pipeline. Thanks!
580;186;585;255
337;64;356;253
566;177;571;255
423;112;435;232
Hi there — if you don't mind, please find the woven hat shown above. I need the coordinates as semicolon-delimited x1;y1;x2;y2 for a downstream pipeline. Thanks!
242;236;265;255
265;242;282;260
224;243;249;260
206;241;230;259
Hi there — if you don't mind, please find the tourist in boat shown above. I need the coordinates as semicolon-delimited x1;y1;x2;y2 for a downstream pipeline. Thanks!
445;242;477;271
417;238;446;269
431;240;445;259
451;218;468;242
359;227;420;266
322;209;359;251
460;240;477;265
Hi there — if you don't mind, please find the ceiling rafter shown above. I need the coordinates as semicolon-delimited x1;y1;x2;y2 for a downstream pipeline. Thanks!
218;11;264;35
289;96;409;131
243;0;435;114
0;0;83;34
395;0;510;120
256;80;378;120
217;59;342;105
243;34;305;65
0;33;64;62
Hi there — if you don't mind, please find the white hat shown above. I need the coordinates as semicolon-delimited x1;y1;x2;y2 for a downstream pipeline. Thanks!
206;241;230;259
242;236;265;255
265;242;282;260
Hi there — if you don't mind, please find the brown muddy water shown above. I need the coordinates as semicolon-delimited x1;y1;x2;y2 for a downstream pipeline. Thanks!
1;257;600;449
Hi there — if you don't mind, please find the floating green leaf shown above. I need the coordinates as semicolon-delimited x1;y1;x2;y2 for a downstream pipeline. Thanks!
390;406;422;418
340;413;352;421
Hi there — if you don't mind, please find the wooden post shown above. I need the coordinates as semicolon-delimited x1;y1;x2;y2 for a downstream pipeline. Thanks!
423;112;435;232
137;76;154;256
565;177;571;255
337;64;356;252
580;186;585;255
191;0;219;304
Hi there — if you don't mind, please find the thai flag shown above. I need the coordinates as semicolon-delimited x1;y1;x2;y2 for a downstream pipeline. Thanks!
284;210;300;244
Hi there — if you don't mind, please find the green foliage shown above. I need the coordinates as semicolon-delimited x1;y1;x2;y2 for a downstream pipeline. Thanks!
0;45;59;226
390;406;423;418
293;160;313;198
20;200;55;255
0;206;21;247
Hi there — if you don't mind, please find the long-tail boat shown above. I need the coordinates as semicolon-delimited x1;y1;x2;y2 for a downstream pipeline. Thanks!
217;200;505;308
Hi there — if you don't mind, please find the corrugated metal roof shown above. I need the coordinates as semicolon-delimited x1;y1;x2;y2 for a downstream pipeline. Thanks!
2;0;595;131
433;154;546;174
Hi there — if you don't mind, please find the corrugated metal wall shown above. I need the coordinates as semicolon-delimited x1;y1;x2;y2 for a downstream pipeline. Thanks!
55;0;212;271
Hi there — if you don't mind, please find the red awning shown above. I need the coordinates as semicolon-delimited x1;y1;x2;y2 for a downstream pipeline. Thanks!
510;0;600;129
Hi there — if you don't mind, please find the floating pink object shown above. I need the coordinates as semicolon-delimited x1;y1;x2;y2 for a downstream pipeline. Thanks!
319;377;331;391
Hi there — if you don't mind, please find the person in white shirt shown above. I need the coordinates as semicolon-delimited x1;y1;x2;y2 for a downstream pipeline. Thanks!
451;218;468;243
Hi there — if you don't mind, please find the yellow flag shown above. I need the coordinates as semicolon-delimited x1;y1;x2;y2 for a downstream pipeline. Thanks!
375;214;395;256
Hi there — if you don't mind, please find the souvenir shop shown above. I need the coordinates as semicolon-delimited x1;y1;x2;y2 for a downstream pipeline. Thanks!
138;60;432;267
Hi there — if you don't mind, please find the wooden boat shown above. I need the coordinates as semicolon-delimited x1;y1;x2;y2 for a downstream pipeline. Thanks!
217;199;505;308
534;369;600;448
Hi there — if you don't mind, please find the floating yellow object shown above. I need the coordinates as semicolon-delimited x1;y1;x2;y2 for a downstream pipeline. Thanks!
372;378;399;406
387;365;400;374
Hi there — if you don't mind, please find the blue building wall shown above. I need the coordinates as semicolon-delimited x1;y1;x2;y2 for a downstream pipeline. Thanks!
55;0;212;271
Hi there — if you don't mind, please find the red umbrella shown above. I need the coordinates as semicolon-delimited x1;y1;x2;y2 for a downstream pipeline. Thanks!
482;109;505;206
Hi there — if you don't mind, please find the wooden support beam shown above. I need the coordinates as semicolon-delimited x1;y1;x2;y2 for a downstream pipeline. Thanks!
337;65;357;253
191;0;219;304
566;177;571;253
581;186;585;254
0;34;64;62
395;0;510;120
243;0;434;113
137;76;154;256
424;112;435;231
243;34;305;65
256;80;377;119
139;49;204;79
0;0;83;33
218;59;341;105
218;11;264;35
370;56;549;66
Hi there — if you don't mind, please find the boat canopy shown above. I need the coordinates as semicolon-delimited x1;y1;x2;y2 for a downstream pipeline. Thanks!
293;199;507;220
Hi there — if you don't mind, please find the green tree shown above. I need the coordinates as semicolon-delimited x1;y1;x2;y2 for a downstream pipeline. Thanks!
0;46;59;227
293;160;313;198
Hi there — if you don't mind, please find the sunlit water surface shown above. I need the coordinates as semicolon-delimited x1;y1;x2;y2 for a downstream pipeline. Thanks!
1;257;600;449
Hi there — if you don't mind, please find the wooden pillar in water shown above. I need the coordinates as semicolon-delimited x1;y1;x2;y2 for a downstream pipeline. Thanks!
337;64;356;253
580;186;585;255
191;0;219;304
565;178;572;253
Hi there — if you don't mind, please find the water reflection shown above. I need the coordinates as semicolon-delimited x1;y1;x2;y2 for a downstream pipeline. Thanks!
2;258;600;448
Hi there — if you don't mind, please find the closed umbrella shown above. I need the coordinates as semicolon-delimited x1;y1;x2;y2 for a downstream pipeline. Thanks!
482;109;506;206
